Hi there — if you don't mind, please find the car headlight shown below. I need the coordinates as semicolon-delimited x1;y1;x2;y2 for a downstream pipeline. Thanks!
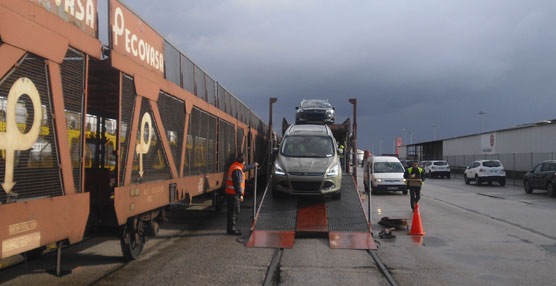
327;163;339;177
376;178;383;183
274;162;286;176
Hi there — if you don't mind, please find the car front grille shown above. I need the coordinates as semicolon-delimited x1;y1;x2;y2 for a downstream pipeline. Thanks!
291;181;322;193
288;172;324;177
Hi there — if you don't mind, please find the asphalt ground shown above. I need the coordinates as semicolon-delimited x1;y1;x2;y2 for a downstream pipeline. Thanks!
362;171;556;286
4;168;555;285
0;178;389;286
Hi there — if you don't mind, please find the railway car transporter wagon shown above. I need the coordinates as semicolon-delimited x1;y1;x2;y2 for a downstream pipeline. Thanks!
0;0;270;264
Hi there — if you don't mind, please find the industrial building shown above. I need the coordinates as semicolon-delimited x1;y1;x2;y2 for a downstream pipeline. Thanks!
399;119;556;172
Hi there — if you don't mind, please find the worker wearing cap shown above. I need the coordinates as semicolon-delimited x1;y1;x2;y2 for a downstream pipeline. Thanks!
404;161;425;212
225;153;258;235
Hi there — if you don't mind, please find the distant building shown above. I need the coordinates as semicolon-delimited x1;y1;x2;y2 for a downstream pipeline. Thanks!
399;119;556;171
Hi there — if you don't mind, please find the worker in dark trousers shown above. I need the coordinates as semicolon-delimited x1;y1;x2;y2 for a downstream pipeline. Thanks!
226;153;258;235
404;161;425;212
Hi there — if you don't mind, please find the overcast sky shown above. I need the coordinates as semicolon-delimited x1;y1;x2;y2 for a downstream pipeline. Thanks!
102;0;556;153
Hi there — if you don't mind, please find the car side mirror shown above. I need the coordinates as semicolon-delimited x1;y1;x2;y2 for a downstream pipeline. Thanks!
332;107;335;110
529;169;534;173
295;106;299;110
466;166;469;169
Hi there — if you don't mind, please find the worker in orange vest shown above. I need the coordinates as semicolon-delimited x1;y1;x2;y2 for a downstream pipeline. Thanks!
226;153;258;235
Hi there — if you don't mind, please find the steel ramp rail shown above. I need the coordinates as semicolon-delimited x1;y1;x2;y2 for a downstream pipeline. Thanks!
246;175;377;250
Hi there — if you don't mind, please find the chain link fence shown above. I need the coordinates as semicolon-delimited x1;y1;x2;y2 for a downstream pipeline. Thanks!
444;152;556;186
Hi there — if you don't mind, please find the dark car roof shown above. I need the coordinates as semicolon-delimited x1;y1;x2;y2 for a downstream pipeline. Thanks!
300;99;331;108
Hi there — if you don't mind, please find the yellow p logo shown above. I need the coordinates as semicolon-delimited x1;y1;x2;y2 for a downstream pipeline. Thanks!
0;78;42;195
136;112;152;178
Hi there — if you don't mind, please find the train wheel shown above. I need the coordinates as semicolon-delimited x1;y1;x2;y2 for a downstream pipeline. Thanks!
120;217;145;261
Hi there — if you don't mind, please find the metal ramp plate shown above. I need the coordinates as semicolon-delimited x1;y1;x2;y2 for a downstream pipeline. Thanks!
247;175;376;250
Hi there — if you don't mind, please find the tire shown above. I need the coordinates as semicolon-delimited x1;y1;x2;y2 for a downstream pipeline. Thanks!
120;217;145;261
500;179;506;186
402;190;408;195
524;180;533;194
475;175;481;186
547;183;556;197
488;181;492;186
464;174;470;185
332;191;341;200
447;174;451;179
370;187;377;195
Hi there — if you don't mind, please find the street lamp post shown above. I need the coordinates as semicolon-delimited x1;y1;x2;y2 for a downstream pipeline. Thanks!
432;125;437;140
478;111;486;133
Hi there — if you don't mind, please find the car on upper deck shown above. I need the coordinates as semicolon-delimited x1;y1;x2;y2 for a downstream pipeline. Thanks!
295;99;335;124
272;124;342;199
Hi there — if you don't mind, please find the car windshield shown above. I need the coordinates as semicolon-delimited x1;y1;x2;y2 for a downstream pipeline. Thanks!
434;161;448;166
374;162;404;173
281;136;334;158
482;161;501;167
301;100;331;109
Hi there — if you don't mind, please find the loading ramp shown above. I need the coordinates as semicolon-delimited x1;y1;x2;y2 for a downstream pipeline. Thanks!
247;175;377;250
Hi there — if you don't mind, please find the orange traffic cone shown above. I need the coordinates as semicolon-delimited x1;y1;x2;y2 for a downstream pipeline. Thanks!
408;203;425;235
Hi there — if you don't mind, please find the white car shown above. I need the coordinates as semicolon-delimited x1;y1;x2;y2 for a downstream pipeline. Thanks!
363;156;408;195
464;160;506;186
424;160;451;178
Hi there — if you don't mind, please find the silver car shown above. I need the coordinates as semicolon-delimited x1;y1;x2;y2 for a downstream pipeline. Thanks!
272;124;342;199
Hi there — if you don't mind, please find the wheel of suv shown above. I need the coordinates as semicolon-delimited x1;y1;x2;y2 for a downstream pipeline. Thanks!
547;183;556;197
524;180;533;194
402;190;408;195
475;175;481;186
500;179;506;186
464;174;469;185
447;174;451;179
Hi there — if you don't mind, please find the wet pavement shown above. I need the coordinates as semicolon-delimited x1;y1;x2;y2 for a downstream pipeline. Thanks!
2;169;556;285
363;173;556;286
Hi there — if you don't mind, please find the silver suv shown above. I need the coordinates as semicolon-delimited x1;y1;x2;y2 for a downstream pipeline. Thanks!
272;124;342;199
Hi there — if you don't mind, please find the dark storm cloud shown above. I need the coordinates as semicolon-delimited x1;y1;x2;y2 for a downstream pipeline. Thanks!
112;0;556;152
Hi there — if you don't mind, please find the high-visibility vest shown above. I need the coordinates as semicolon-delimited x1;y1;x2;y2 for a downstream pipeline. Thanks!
407;167;424;185
226;162;245;195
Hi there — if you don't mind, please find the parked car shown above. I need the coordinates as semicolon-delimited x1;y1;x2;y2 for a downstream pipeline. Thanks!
419;161;431;170
424;160;451;178
464;160;506;186
523;160;556;197
272;124;341;199
295;99;335;124
363;156;408;195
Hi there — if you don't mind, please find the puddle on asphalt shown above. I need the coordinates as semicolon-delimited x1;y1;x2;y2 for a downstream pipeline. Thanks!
423;236;448;247
540;244;556;256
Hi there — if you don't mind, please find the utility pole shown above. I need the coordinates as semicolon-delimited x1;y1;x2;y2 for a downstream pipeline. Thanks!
478;111;486;133
432;125;437;140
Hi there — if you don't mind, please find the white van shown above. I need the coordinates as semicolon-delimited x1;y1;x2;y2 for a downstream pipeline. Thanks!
363;156;408;195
